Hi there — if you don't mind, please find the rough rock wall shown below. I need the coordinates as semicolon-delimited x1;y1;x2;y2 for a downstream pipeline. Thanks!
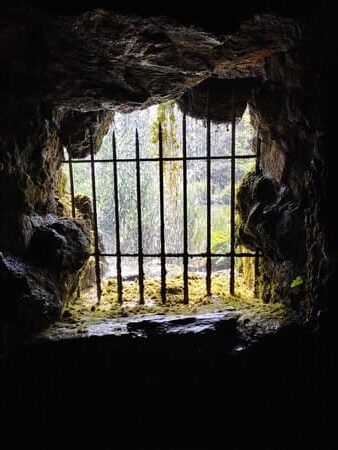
0;98;110;337
237;37;331;318
0;2;329;337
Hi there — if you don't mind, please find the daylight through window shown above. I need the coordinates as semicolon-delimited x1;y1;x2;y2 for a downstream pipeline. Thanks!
62;101;260;312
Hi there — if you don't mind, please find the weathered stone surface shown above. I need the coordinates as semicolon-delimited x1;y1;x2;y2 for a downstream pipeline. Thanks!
0;108;111;222
127;311;239;338
0;0;332;335
58;109;113;158
44;12;300;112
236;170;306;305
235;39;330;313
0;214;91;334
28;219;90;273
0;105;61;215
0;7;301;116
0;253;62;333
260;139;286;183
0;213;34;255
32;308;298;346
237;171;305;261
177;77;259;122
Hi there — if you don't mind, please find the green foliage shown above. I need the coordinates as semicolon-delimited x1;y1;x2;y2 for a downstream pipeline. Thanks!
291;276;304;288
210;207;230;269
150;101;179;149
211;230;229;253
150;101;181;206
63;103;255;275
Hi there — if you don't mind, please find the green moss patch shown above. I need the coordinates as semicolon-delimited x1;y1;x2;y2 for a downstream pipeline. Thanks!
62;273;289;328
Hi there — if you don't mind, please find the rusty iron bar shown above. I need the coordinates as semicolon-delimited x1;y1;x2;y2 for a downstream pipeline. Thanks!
254;133;262;297
135;130;145;305
112;132;123;305
66;146;81;299
62;107;261;306
182;112;189;304
206;116;212;296
90;251;259;258
230;94;236;296
62;154;256;164
89;128;102;302
158;124;167;304
66;148;76;219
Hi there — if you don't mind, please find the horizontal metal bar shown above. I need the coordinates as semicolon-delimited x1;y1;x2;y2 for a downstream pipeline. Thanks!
90;252;259;258
62;155;256;164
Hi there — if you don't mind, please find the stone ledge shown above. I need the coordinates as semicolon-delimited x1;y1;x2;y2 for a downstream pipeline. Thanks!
27;308;299;352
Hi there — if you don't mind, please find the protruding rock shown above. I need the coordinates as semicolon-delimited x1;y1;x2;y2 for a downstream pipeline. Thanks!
28;219;90;273
177;77;259;123
0;253;62;333
58;109;113;158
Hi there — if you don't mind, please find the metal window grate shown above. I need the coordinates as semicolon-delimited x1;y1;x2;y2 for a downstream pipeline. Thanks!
63;100;261;305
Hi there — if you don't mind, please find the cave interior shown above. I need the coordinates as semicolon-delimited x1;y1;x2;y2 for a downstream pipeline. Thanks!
0;1;336;449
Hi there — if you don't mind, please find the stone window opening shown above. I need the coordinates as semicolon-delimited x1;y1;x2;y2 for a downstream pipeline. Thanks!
0;9;311;340
60;99;264;319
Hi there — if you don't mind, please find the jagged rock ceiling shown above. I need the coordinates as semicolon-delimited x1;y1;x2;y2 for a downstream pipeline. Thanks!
1;7;302;118
47;12;301;112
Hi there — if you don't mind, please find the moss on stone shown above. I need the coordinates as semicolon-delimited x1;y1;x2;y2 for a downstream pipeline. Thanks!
62;273;289;328
55;167;73;217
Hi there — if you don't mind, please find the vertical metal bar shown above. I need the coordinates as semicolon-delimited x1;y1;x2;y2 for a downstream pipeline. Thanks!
182;113;189;304
206;116;212;296
254;133;261;296
230;94;236;295
66;147;81;299
67;149;76;218
89;128;102;302
112;132;123;304
158;124;167;304
135;130;145;305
